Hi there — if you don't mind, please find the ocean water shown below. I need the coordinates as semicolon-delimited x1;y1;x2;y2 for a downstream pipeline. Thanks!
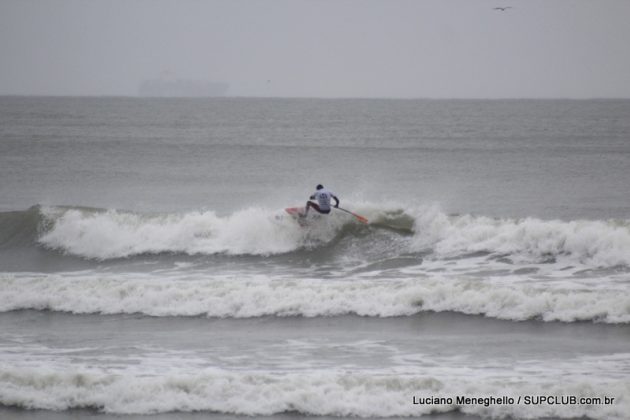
1;97;629;420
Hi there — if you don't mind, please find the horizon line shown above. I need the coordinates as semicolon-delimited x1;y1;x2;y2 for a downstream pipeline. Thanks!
1;94;630;101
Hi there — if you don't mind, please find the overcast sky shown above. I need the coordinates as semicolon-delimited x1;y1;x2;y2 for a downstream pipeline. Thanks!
1;0;629;98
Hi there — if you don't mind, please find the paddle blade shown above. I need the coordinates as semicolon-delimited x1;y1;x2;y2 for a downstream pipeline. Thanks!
336;207;368;224
353;213;369;224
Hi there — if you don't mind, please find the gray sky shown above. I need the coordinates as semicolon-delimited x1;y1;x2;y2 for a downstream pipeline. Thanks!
1;0;629;98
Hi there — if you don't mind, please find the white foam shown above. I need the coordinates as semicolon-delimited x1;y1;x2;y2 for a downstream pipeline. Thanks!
2;271;629;323
36;205;630;269
409;206;630;267
1;352;628;418
38;207;346;259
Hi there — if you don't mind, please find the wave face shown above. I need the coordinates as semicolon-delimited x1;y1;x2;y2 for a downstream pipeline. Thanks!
2;204;630;267
410;207;630;268
36;206;315;259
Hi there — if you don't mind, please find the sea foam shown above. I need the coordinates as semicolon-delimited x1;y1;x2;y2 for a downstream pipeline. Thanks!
1;361;627;418
38;206;315;259
2;272;629;323
34;205;630;269
411;207;630;267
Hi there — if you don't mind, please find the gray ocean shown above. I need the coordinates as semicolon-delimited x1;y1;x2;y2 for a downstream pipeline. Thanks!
1;97;629;420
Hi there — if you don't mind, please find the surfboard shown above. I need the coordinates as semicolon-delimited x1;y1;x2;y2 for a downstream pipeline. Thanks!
285;207;309;227
285;207;305;217
285;206;368;226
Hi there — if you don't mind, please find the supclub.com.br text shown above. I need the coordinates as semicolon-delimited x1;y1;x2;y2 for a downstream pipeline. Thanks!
412;395;616;407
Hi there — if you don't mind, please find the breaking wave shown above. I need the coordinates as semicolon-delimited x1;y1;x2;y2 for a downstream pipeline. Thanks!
1;205;630;268
1;361;628;418
2;273;629;323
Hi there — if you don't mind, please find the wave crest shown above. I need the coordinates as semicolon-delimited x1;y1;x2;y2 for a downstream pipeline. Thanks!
2;204;630;268
412;209;630;267
2;273;629;323
1;365;627;417
37;206;340;259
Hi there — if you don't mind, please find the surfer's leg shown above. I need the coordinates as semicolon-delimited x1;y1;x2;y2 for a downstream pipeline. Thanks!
304;201;321;216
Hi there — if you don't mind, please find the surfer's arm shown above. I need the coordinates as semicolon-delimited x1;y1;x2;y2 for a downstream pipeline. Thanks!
333;195;339;208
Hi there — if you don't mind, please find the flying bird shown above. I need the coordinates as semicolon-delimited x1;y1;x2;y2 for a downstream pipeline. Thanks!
493;7;513;11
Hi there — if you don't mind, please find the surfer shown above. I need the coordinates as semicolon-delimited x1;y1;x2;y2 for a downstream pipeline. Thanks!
303;184;339;217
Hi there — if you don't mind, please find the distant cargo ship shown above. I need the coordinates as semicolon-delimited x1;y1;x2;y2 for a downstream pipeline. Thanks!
138;79;229;97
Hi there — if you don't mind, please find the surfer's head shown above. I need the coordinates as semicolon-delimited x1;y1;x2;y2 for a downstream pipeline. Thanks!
316;184;323;190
